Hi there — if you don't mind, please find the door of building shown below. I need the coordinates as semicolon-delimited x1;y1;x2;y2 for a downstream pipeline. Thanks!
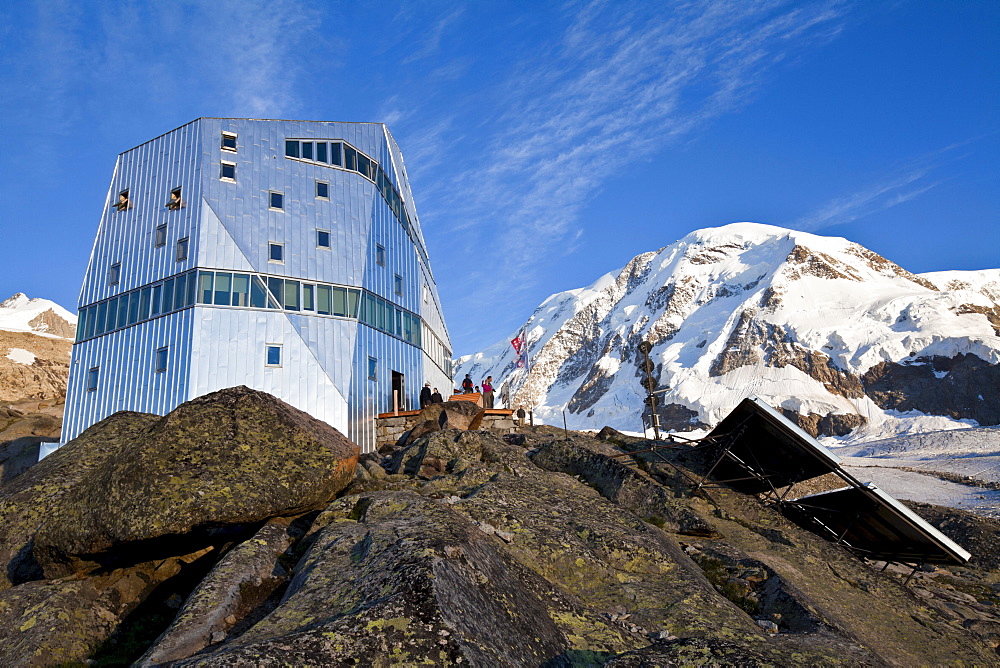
391;371;405;412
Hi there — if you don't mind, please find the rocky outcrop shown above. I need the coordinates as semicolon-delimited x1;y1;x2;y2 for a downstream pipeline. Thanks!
3;398;1000;664
33;386;359;577
780;409;868;438
862;354;1000;426
0;330;72;403
27;308;77;338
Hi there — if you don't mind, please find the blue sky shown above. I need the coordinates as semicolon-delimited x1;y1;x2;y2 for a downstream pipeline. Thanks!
1;0;997;356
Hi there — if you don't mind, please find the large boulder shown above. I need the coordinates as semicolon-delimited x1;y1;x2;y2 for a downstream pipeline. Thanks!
419;400;485;431
33;386;359;577
0;411;160;589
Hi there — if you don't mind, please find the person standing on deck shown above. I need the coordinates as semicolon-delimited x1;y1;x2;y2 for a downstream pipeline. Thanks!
420;382;433;409
431;388;444;403
482;376;495;409
462;374;475;394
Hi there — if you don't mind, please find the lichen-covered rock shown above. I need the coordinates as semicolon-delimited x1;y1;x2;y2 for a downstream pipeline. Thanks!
175;492;587;666
531;434;718;536
34;386;359;577
0;550;211;667
0;411;160;589
138;518;298;665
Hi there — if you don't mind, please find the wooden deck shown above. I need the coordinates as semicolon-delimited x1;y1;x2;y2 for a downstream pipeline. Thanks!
376;405;514;419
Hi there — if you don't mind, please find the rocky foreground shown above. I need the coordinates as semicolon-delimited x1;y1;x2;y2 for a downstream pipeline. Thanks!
1;387;999;665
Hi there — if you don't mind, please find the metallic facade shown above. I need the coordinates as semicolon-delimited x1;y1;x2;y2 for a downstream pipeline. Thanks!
64;118;452;451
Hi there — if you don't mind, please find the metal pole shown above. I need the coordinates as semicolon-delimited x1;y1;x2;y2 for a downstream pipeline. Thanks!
563;409;569;439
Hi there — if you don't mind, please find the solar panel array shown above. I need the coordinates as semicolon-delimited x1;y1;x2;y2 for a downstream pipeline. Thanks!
702;397;970;566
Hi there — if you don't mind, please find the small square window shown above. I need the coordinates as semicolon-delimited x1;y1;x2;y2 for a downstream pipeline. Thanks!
376;244;385;267
114;189;131;212
368;356;378;380
220;161;236;181
155;347;168;373
86;366;99;392
108;262;120;285
285;140;299;158
266;344;282;367
221;132;237;152
166;187;184;210
269;191;284;210
316;181;329;199
155;224;167;248
316;229;331;249
269;243;284;263
176;237;189;262
394;274;403;296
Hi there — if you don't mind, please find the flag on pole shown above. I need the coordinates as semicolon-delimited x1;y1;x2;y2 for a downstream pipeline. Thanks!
512;328;527;368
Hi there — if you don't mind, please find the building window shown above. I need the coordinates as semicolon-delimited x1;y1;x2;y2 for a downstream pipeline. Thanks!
375;244;385;267
108;263;121;285
166;187;184;210
394;274;403;296
155;347;168;373
269;191;284;211
155;224;167;247
86;367;99;391
176;237;189;262
114;189;131;212
220;161;236;181
316;229;331;249
423;284;430;304
269;243;284;263
221;132;237;152
285;140;299;158
266;344;282;367
368;356;378;380
316;181;329;199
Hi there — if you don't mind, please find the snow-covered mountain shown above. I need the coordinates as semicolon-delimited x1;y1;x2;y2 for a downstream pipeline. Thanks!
0;293;76;339
456;223;1000;442
0;294;77;404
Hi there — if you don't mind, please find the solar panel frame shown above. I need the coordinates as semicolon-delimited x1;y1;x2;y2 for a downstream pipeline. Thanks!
785;483;971;565
702;396;842;494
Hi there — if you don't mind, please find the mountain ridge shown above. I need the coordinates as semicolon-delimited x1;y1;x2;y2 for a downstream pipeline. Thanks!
456;223;1000;442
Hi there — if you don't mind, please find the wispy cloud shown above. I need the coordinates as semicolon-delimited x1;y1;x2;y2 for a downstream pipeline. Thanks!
790;136;995;231
422;0;850;341
794;168;942;231
13;0;315;132
402;6;465;65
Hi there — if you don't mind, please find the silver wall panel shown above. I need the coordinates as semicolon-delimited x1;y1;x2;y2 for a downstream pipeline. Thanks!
63;309;194;442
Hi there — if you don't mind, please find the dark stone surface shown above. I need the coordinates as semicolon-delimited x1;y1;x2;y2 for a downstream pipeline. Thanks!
862;353;1000;426
33;386;359;577
417;400;486;431
0;411;160;589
